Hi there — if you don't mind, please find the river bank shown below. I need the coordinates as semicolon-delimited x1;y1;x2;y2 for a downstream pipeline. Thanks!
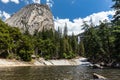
0;57;90;67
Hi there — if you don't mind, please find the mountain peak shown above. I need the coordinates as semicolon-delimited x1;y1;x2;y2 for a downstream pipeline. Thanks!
5;3;54;34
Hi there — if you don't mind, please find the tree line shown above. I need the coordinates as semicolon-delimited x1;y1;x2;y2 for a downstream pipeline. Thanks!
0;20;84;61
0;0;119;64
81;0;120;65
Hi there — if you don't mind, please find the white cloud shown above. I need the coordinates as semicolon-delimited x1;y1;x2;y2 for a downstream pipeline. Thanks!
0;11;10;20
54;10;115;35
1;0;19;4
46;0;54;7
3;11;10;20
10;0;19;4
54;18;84;35
84;10;115;25
1;0;9;3
32;0;41;4
0;0;54;6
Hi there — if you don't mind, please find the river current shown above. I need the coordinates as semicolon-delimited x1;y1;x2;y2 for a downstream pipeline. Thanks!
0;66;119;80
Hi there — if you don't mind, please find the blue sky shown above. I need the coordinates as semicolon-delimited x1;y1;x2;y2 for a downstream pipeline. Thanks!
0;0;115;35
52;0;113;19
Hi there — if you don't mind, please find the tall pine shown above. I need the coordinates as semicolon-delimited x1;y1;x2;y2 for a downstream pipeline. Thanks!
112;0;120;61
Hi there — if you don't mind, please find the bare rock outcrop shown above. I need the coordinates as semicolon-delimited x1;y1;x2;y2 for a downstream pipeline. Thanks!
5;3;54;34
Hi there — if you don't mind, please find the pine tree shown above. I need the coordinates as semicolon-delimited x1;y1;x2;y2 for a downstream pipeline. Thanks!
0;20;12;58
71;33;78;54
63;23;68;39
112;0;120;62
79;40;85;56
112;0;120;25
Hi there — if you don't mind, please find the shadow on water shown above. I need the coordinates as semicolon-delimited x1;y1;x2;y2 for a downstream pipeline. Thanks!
0;66;119;80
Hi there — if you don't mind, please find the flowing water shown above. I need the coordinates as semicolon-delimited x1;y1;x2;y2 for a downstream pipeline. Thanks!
0;66;119;80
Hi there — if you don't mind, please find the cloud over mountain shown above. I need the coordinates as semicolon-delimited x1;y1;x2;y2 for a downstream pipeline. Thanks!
0;11;10;20
46;0;54;7
32;0;41;4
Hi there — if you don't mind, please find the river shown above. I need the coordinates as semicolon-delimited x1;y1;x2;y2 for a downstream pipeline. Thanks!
0;66;119;80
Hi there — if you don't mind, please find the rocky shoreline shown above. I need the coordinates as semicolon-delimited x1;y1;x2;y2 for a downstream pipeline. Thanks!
91;62;120;69
0;57;90;67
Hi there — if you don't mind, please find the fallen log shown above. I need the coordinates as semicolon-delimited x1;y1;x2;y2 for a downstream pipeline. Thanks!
93;73;107;80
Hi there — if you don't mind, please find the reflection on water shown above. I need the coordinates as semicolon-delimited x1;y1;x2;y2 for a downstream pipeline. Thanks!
0;66;119;80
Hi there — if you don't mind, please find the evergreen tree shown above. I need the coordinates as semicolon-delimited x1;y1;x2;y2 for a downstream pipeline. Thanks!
0;20;12;58
71;33;78;54
79;40;85;56
112;0;120;62
82;21;105;62
17;35;33;61
63;23;68;39
112;0;120;25
0;19;78;61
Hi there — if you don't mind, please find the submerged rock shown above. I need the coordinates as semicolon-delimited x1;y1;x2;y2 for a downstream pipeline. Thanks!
93;73;107;80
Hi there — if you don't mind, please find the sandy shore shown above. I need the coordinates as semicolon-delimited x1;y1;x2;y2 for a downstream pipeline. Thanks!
0;57;88;67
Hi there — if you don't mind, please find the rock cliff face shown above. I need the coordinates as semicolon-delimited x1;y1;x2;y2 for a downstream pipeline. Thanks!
5;3;54;34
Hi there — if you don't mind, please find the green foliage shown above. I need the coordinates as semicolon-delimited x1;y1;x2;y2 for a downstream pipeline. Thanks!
112;0;120;25
0;0;119;63
32;25;79;59
19;50;32;61
82;19;120;63
79;41;85;56
63;51;75;59
71;33;78;54
0;20;33;61
0;20;13;57
63;23;68;38
1;0;119;63
17;35;33;61
112;0;120;62
0;19;79;61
